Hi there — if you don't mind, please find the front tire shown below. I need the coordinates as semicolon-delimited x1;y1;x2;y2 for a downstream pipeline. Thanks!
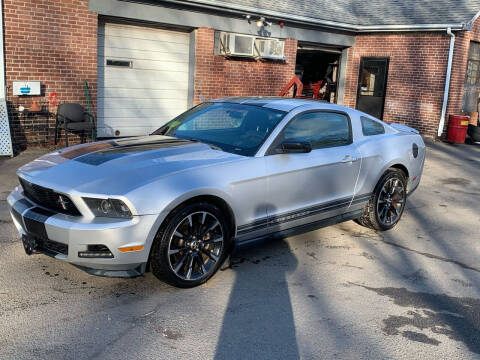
150;202;232;288
357;169;407;231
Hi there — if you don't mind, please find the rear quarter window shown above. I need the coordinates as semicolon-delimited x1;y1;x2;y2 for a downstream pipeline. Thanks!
361;116;385;136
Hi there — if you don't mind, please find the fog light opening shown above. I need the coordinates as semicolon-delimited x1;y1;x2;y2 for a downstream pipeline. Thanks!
78;244;114;258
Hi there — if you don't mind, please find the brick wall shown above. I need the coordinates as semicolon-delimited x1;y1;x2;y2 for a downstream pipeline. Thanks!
193;27;297;103
4;0;97;151
343;32;451;138
4;6;478;149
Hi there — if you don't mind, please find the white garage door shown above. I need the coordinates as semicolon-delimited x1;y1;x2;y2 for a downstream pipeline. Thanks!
97;23;191;137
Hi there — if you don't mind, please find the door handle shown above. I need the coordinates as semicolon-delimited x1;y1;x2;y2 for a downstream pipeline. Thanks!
341;155;359;163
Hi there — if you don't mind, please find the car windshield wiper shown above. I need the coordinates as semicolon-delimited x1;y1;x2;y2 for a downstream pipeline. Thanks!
173;136;223;151
205;143;223;151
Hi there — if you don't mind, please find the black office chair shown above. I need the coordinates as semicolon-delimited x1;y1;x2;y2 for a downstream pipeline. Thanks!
55;103;96;146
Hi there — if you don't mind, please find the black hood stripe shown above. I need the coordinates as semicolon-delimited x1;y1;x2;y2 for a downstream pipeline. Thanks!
59;141;116;159
57;136;195;165
95;139;194;154
74;139;195;166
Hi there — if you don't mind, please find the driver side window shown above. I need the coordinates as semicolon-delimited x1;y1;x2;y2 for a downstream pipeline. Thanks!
282;112;351;149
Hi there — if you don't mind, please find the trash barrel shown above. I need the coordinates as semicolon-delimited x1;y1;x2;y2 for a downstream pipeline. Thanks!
446;115;469;143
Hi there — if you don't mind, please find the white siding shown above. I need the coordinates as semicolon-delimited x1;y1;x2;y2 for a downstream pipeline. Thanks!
97;23;190;137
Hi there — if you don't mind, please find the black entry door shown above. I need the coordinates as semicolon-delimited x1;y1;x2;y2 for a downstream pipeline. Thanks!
356;58;389;119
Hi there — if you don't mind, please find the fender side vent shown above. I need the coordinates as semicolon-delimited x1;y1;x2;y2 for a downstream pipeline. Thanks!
412;143;419;158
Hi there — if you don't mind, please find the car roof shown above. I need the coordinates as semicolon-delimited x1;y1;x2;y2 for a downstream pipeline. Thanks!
211;96;348;112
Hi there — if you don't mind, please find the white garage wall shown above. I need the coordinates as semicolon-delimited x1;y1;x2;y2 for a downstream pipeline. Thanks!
97;23;191;137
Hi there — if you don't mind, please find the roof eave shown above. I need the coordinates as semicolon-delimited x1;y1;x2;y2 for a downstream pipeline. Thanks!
356;24;465;32
464;10;480;30
154;0;471;32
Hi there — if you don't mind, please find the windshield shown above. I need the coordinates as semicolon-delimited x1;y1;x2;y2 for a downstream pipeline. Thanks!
152;102;286;156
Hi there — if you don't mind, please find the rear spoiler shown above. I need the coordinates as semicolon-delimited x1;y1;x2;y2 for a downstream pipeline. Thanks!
389;123;420;134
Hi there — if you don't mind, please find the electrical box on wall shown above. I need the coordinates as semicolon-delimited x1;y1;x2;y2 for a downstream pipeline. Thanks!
12;81;41;96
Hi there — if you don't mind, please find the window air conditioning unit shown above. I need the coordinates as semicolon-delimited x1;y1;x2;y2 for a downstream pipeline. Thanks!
255;38;285;60
218;32;255;57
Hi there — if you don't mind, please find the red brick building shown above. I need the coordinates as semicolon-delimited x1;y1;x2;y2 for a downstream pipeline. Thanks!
1;0;479;152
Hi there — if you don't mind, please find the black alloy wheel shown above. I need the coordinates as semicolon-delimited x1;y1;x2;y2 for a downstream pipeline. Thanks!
357;168;407;231
376;177;406;227
167;211;224;281
151;202;231;288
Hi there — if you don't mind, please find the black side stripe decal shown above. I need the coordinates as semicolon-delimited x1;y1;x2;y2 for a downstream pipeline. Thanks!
237;193;371;235
270;195;369;225
237;218;269;233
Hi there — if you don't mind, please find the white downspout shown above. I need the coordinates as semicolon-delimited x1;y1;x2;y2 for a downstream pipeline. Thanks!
438;27;455;137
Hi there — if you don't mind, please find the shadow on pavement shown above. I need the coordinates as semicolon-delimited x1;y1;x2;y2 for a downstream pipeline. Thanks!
214;238;299;359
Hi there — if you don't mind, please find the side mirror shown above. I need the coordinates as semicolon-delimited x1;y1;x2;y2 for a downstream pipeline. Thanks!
278;141;312;154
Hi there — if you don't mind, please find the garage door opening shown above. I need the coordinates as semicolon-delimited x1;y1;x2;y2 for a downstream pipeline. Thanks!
295;44;341;103
97;22;192;138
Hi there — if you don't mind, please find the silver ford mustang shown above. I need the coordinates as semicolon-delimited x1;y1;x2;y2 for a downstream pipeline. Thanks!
8;97;425;287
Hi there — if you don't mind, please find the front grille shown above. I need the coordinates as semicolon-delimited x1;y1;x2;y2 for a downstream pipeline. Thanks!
38;238;68;256
19;177;81;216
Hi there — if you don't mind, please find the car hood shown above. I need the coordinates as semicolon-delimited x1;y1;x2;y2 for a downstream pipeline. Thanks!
17;136;244;195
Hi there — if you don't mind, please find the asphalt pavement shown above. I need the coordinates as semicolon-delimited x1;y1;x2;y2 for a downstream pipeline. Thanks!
1;141;480;359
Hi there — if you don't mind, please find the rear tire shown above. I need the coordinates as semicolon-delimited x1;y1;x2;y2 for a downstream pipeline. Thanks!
356;169;407;231
150;202;232;288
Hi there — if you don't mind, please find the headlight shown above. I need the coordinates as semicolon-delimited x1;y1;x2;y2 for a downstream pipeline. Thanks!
83;198;133;218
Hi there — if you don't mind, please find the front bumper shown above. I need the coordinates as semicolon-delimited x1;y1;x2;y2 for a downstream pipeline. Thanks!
7;186;158;277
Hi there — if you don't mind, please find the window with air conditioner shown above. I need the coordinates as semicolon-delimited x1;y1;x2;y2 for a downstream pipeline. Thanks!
218;32;254;57
255;38;285;60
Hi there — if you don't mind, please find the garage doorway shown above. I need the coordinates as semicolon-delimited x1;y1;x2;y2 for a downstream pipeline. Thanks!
97;22;192;138
295;44;341;103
